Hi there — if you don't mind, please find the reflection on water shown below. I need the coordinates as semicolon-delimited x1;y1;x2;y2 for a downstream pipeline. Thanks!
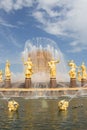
0;97;87;130
8;111;19;120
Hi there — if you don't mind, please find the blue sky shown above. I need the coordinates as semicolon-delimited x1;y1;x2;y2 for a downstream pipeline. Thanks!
0;0;87;81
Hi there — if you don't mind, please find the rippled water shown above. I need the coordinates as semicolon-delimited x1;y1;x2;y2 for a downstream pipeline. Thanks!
0;97;87;130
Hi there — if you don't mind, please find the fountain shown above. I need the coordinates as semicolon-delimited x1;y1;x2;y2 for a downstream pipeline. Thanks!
22;37;68;84
0;37;87;98
0;37;87;129
23;37;73;97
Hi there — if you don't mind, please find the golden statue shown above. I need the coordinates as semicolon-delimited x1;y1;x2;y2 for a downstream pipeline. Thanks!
5;60;11;80
58;100;69;111
8;100;19;112
0;70;3;82
68;60;77;78
48;58;60;78
23;57;33;78
80;62;87;79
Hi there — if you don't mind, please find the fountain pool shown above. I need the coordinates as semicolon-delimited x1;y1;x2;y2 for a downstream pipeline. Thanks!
0;96;87;130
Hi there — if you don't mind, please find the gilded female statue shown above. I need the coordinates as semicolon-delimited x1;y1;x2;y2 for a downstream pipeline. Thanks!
48;58;60;78
23;57;33;78
5;60;11;80
68;60;77;79
80;62;87;79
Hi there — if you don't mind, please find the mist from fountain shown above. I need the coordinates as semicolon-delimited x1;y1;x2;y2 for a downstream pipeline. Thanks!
22;37;69;84
0;92;10;102
66;83;87;104
78;83;87;97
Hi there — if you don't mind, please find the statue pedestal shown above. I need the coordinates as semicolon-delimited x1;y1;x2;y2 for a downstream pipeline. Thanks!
70;78;76;87
25;78;31;88
81;78;87;87
5;79;11;88
50;78;57;88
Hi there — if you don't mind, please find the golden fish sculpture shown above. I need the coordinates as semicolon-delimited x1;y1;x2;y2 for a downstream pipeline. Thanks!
8;100;19;112
58;100;69;111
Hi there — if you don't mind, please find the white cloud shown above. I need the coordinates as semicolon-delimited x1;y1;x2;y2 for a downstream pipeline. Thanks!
68;40;87;53
70;41;79;47
33;0;74;34
0;0;33;12
36;0;60;17
32;0;87;52
1;0;87;52
13;0;33;10
0;0;13;12
33;11;45;24
44;22;65;35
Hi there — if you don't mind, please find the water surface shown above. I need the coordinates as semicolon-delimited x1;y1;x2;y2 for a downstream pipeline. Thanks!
0;97;87;130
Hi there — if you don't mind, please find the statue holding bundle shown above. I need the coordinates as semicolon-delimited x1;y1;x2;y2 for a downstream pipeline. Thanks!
23;57;33;78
